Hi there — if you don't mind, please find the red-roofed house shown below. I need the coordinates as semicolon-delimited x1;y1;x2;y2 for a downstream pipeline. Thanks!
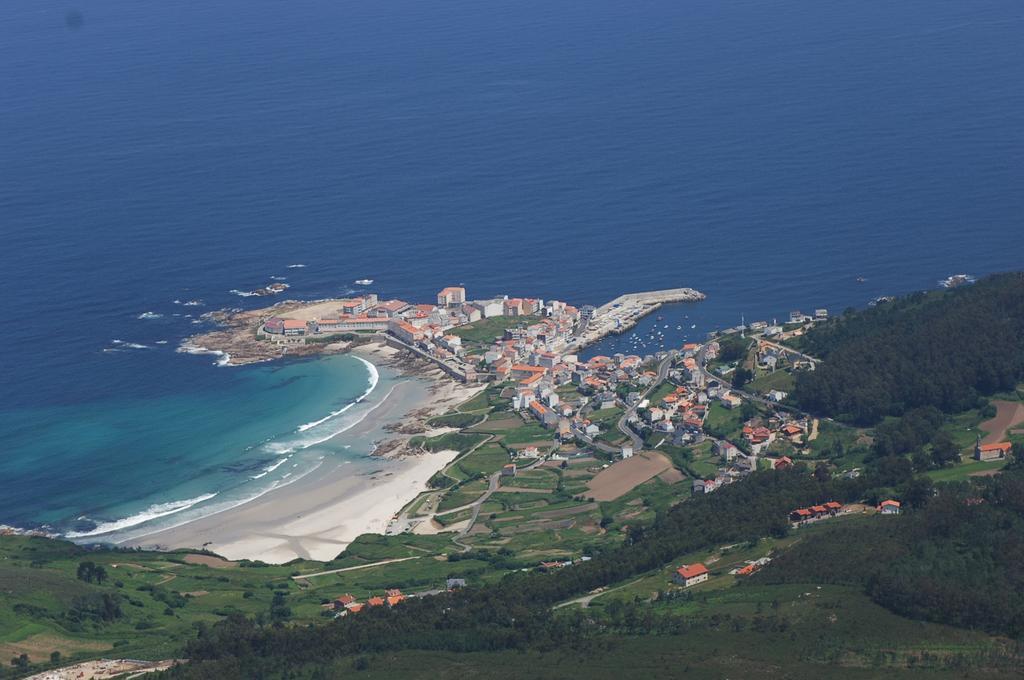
367;596;385;607
790;507;812;522
673;563;709;587
437;287;466;307
389;319;424;344
878;499;901;515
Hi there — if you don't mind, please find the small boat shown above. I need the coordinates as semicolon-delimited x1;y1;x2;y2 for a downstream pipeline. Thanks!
691;324;696;329
856;276;866;283
355;279;374;286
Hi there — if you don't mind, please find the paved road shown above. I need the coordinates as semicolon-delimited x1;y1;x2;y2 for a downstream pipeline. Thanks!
758;338;821;366
615;350;676;451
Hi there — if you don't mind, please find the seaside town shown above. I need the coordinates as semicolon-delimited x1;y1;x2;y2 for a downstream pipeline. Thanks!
206;284;940;588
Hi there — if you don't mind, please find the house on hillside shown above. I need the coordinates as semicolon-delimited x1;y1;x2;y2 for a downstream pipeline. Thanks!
673;563;709;588
878;499;901;515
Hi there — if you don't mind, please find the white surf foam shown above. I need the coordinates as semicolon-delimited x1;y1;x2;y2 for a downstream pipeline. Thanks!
111;340;150;350
65;493;218;538
264;456;290;473
137;311;163;320
229;289;259;297
287;263;307;268
296;356;379;432
178;344;231;366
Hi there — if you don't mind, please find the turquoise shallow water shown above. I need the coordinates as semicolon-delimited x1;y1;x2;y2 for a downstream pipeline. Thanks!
0;354;399;539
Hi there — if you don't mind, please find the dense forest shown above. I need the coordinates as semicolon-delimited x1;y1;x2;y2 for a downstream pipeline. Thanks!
756;467;1024;637
164;462;927;679
793;273;1024;425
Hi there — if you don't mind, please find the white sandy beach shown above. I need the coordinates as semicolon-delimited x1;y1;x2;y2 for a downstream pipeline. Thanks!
128;342;484;563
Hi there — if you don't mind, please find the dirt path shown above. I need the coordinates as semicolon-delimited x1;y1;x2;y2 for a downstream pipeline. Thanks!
808;418;820;442
292;556;421;579
979;400;1024;444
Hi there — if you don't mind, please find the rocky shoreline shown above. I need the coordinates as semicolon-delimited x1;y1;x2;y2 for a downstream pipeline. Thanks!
180;298;362;366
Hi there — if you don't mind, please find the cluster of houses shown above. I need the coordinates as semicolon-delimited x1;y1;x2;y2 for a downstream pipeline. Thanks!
504;351;664;445
260;287;586;382
539;556;592;572
329;580;468;616
731;557;772;576
789;501;844;525
329;588;406;615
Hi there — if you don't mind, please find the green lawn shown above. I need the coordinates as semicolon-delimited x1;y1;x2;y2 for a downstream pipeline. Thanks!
703;401;744;440
449;316;541;345
925;458;1008;482
454;444;509;478
747;369;796;394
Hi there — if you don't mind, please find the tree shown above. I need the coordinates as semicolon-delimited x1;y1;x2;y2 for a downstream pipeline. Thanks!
50;651;61;665
732;367;753;390
930;432;960;468
77;561;96;583
903;476;935;509
813;463;831;483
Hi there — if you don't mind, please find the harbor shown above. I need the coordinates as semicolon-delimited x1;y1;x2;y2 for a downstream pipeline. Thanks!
566;287;706;352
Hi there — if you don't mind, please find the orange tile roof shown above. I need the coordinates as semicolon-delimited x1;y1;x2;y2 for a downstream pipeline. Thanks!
980;442;1012;452
367;597;385;607
676;563;708;579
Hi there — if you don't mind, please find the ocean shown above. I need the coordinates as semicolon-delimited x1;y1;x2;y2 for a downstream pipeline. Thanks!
1;0;1022;539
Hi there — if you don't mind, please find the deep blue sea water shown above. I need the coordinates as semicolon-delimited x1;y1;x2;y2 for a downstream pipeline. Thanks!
1;0;1022;538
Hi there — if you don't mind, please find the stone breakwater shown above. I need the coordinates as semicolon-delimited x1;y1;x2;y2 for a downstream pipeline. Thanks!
567;288;706;351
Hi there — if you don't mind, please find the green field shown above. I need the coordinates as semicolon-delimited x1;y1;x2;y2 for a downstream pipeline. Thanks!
925;458;1008;482
703;401;744;439
449;316;541;346
747;368;796;394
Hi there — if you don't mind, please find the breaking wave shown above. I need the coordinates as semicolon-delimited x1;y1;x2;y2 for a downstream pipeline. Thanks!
65;493;218;538
296;357;379;432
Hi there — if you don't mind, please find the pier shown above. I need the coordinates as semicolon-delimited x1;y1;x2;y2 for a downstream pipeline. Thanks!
566;287;705;352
